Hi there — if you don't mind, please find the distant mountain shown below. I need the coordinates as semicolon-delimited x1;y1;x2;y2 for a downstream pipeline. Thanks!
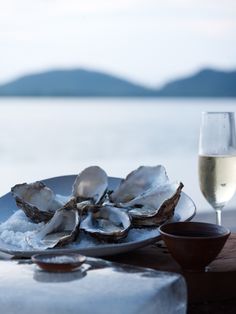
0;69;154;97
159;68;236;97
0;68;235;97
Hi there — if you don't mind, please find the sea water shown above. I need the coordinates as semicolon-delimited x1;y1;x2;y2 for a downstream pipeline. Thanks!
0;97;235;212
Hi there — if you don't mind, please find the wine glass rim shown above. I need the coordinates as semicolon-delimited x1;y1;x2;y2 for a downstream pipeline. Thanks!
202;111;235;115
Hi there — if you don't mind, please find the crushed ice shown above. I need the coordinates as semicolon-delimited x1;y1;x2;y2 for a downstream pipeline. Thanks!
0;210;45;250
0;210;160;251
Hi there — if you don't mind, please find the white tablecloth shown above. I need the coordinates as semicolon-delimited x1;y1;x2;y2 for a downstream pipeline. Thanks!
0;256;187;314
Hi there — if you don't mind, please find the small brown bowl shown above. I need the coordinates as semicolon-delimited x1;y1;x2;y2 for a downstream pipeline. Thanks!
159;222;230;272
31;253;86;272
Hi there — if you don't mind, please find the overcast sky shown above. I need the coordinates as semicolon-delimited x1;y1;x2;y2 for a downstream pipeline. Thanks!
0;0;236;86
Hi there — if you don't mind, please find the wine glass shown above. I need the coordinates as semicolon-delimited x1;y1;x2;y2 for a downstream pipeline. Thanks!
198;112;236;225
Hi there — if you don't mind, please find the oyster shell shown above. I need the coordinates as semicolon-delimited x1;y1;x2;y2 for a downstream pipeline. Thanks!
11;182;65;223
11;166;108;223
80;205;131;242
72;166;108;204
125;182;183;226
27;200;80;250
110;165;183;227
110;165;168;204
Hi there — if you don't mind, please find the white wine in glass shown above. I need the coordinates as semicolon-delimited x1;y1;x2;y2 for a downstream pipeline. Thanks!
198;112;236;225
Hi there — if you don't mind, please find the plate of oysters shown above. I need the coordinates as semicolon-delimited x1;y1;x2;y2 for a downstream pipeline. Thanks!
0;165;196;257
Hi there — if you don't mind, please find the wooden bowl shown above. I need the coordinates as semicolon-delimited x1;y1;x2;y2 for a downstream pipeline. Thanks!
159;222;230;272
32;253;86;272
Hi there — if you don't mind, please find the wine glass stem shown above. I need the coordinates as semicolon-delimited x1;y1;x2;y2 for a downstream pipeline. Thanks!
215;208;222;226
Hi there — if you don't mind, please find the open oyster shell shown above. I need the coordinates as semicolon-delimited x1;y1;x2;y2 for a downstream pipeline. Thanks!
27;201;80;250
72;166;108;204
80;205;131;242
110;165;183;227
110;165;168;203
125;182;184;226
11;182;65;223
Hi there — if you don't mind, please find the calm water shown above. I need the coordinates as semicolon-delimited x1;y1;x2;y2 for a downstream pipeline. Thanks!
0;98;235;212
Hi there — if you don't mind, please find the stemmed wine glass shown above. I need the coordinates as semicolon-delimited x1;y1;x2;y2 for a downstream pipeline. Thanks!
198;112;236;225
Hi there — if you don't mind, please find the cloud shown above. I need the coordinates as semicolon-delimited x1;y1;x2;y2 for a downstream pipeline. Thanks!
189;19;236;38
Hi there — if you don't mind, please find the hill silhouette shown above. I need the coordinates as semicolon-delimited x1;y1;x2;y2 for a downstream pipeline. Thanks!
0;69;153;97
0;68;235;97
159;69;236;97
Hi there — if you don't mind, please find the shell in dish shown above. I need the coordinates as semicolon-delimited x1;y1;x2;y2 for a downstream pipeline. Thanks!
72;166;108;204
110;165;168;204
80;205;131;242
125;182;183;226
11;181;65;223
110;165;183;227
27;201;80;250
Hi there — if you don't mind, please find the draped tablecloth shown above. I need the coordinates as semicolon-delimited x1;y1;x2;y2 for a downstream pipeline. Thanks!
0;257;187;314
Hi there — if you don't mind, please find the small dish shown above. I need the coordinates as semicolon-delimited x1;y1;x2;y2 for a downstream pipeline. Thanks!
159;221;230;272
31;253;86;272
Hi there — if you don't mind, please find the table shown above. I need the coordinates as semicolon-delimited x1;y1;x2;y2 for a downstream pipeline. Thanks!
107;233;236;313
1;234;236;313
0;256;186;314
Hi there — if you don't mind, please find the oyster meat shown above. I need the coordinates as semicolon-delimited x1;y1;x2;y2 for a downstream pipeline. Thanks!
11;181;65;223
80;205;131;241
27;201;80;250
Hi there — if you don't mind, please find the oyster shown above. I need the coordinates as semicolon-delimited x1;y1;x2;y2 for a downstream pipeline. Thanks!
11;182;65;223
80;205;131;242
125;182;183;226
110;165;168;203
110;165;183;227
72;166;108;204
11;166;108;223
27;200;80;250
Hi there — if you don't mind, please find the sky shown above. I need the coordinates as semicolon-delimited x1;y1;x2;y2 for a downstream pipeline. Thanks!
0;0;236;87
